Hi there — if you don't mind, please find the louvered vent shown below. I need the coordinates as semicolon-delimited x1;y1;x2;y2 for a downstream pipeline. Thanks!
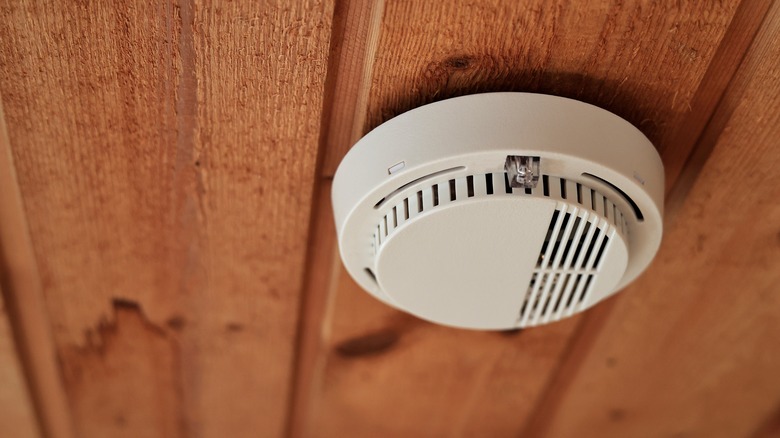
370;171;626;328
517;207;612;326
373;172;627;256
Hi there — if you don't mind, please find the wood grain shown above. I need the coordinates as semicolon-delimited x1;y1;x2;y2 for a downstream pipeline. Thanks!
530;2;780;436
188;2;332;436
364;1;739;147
301;1;742;436
2;0;777;436
0;86;73;437
286;183;340;438
0;2;189;435
660;0;774;196
288;1;386;433
59;300;181;438
312;270;583;436
0;0;333;436
319;0;386;176
0;289;40;438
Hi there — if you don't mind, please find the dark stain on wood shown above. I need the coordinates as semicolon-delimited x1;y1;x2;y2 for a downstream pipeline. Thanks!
166;315;187;332
226;323;244;332
58;298;183;436
609;408;626;422
444;55;475;70
112;298;143;312
64;298;170;366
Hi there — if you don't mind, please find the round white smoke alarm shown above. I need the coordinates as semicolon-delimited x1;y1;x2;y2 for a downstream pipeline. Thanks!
332;92;663;330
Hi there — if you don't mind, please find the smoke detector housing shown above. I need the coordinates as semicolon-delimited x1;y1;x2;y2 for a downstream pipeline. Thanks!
332;93;663;330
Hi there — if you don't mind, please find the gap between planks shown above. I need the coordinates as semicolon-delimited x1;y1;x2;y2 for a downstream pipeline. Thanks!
319;0;386;178
520;1;776;436
664;0;776;225
285;1;386;436
660;0;775;193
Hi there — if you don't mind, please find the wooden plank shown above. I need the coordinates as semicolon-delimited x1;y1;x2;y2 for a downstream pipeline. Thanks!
288;0;385;433
319;0;386;176
528;2;780;436
315;271;583;437
0;0;333;436
187;2;332;436
286;182;340;438
660;0;773;195
0;89;73;437
665;0;775;219
0;289;40;438
363;0;740;161
0;2;189;435
58;300;182;437
301;1;743;435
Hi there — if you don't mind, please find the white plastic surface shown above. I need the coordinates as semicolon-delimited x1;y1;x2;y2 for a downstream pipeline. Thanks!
332;92;663;330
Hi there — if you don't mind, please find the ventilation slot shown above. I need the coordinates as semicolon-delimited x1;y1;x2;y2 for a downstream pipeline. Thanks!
449;179;457;201
373;173;625;258
537;210;560;267
364;268;377;285
503;173;512;194
373;166;465;209
559;216;582;267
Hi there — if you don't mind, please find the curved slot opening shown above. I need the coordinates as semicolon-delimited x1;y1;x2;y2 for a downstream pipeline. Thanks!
373;166;465;209
364;268;378;285
582;173;644;221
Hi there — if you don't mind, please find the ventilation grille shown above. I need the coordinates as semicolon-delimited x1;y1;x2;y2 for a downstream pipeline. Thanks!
372;172;627;255
516;205;613;327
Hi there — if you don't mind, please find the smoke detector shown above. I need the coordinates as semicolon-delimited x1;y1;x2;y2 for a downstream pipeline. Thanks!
332;93;663;330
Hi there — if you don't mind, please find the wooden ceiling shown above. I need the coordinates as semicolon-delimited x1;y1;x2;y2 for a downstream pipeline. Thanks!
0;1;778;437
